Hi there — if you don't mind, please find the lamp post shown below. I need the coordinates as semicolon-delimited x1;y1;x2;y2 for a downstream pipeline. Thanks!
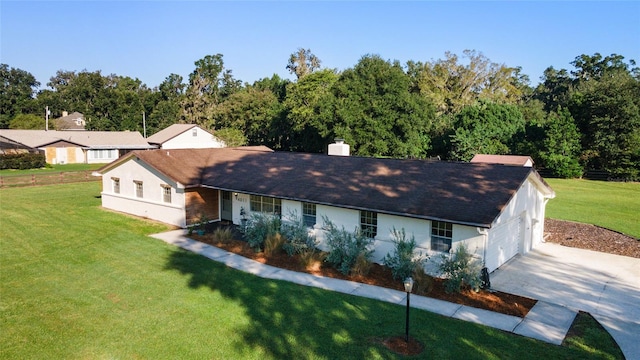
403;277;414;343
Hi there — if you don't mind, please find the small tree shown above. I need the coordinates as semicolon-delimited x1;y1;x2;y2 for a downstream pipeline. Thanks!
438;244;482;293
322;216;373;275
382;227;428;281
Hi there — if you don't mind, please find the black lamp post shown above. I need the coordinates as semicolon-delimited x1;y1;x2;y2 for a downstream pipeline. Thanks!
404;277;414;343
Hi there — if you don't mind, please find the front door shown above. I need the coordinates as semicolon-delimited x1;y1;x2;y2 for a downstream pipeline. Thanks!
221;191;232;221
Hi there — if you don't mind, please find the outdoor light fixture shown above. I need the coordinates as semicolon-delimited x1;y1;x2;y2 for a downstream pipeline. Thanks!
404;277;414;343
234;192;238;199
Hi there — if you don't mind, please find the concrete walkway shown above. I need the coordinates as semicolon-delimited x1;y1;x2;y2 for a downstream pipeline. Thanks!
150;229;578;346
491;242;640;359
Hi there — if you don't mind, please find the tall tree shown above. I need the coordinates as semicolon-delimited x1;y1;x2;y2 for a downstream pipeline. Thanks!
284;69;339;152
286;48;321;80
539;108;583;178
330;55;434;158
213;87;285;147
413;50;523;115
0;64;40;127
182;54;241;126
448;101;525;161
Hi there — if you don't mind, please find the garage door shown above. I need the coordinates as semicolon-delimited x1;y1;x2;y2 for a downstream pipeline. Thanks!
486;216;522;272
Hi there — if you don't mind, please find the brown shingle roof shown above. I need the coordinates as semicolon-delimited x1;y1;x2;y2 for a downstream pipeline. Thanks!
104;147;551;227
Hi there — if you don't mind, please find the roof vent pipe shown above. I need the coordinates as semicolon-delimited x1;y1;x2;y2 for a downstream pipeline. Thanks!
328;138;350;156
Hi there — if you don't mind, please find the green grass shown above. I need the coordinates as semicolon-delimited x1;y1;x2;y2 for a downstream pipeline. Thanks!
0;182;623;359
545;179;640;239
0;163;103;176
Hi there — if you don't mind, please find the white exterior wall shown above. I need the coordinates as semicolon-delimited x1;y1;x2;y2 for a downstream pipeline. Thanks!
484;175;549;272
160;127;226;149
218;178;549;275
100;158;187;227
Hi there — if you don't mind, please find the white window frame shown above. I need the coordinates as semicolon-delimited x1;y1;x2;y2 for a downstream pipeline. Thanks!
250;195;281;216
302;202;316;227
112;177;120;194
134;180;143;198
161;185;171;203
431;220;453;252
360;210;377;238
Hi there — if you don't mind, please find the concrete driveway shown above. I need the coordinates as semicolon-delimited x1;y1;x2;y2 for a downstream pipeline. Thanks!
490;242;640;359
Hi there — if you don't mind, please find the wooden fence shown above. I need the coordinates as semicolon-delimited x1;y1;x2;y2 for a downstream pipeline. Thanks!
0;171;101;188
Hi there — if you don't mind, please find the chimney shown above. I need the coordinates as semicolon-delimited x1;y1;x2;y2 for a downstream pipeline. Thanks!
328;139;350;156
62;111;68;117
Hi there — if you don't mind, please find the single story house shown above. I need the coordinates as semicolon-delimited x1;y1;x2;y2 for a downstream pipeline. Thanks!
97;144;555;273
0;129;154;164
146;124;226;149
0;135;41;154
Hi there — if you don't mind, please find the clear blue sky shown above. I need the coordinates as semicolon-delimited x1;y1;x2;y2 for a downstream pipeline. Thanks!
2;1;639;90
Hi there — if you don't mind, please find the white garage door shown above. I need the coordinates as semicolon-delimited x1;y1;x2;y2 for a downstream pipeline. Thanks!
486;215;522;272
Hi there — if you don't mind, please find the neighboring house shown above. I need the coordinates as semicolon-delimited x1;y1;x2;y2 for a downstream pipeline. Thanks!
471;154;534;167
53;111;86;130
146;124;226;149
97;144;555;273
0;129;154;164
0;135;41;154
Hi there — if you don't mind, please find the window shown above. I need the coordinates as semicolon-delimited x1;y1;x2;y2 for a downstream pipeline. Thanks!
112;177;120;194
162;185;171;203
90;149;117;160
360;210;377;238
250;195;281;216
134;180;143;198
431;221;453;252
192;128;198;137
302;203;316;227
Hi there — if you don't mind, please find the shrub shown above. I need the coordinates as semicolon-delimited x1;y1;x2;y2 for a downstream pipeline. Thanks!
382;227;428;281
298;249;326;271
0;153;46;170
438;244;482;293
322;216;373;275
243;213;281;251
212;227;234;243
412;267;434;296
351;253;372;276
281;211;318;256
264;233;285;257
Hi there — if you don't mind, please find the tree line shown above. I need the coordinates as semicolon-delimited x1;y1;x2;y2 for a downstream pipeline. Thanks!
1;50;639;180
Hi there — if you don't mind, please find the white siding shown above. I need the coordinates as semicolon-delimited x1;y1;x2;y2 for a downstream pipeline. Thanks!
100;158;187;227
160;127;226;149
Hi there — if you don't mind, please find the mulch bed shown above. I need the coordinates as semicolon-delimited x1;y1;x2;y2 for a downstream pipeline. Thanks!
192;225;536;318
545;219;639;258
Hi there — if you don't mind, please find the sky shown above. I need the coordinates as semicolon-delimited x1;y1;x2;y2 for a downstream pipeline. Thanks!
1;1;639;90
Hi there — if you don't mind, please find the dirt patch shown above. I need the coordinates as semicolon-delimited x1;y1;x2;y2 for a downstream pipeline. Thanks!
545;219;639;258
192;225;536;318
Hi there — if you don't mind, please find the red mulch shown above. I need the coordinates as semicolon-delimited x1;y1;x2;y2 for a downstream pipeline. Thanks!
192;231;536;318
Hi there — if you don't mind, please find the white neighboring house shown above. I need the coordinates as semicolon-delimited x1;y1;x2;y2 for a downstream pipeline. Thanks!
97;145;555;274
146;124;226;149
0;129;154;164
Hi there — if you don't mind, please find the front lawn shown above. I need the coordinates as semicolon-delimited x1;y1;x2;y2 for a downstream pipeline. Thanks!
545;179;640;239
0;182;622;359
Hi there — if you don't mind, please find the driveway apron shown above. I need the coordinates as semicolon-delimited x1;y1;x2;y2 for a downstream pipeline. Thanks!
490;242;640;359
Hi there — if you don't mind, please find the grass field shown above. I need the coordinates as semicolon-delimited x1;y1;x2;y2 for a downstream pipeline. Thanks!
545;179;640;239
0;182;623;359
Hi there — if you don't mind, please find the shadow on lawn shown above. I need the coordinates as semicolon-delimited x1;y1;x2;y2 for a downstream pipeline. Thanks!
163;248;565;359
